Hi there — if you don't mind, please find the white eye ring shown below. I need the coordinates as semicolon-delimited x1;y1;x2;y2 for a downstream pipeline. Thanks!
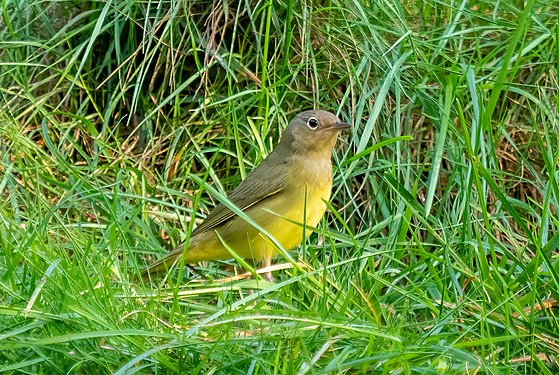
307;117;319;129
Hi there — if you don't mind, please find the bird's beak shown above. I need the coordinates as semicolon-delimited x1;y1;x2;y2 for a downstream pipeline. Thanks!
335;121;351;132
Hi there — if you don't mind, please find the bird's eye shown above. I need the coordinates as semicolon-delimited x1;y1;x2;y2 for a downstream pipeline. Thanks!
307;117;319;129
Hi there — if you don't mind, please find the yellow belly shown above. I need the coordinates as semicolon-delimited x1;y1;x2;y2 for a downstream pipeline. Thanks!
185;182;330;263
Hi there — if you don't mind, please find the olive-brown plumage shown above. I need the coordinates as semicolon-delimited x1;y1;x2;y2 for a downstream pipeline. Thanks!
143;110;349;279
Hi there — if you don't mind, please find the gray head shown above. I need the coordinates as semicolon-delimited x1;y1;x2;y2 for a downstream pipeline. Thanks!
280;110;350;157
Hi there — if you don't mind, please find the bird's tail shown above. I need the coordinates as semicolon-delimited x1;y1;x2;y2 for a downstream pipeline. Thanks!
139;244;185;281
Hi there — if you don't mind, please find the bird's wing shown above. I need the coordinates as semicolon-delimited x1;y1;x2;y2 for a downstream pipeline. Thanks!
191;154;289;236
140;154;289;277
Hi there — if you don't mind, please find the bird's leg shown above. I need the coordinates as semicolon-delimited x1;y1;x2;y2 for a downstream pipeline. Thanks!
261;257;274;283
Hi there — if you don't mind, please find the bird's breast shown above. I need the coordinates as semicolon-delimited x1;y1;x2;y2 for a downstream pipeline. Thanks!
283;156;333;227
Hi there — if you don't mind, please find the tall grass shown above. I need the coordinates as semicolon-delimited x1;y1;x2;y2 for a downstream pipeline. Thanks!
1;0;558;373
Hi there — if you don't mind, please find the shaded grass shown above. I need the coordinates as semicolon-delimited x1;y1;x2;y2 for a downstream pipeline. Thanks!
1;0;559;373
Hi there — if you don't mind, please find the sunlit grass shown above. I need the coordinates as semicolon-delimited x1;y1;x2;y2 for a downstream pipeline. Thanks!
1;0;558;373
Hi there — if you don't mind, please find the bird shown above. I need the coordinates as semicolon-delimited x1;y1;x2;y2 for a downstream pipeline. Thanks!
142;109;350;281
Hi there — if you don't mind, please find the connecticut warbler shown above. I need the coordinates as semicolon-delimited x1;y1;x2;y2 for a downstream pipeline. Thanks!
143;110;350;280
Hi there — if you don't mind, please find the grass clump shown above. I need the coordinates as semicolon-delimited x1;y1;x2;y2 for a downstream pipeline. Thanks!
1;0;558;373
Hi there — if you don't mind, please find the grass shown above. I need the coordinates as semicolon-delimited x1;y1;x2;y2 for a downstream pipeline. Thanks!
1;0;558;373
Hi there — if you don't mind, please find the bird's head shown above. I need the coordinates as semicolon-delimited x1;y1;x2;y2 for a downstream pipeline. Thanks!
283;110;350;157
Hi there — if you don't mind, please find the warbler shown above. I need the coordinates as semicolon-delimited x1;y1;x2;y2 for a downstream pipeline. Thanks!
143;110;350;280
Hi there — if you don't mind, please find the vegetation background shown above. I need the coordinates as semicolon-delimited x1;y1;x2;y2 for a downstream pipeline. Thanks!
1;0;558;373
